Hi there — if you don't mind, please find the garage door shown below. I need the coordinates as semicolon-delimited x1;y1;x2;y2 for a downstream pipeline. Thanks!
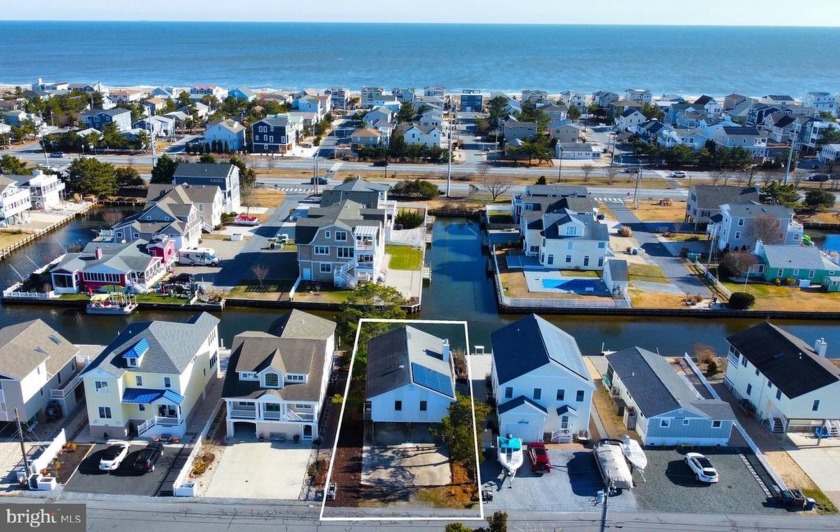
502;420;542;443
233;421;256;438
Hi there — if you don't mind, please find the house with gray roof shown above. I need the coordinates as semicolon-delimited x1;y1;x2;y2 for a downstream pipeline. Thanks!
112;188;200;250
711;201;802;251
205;118;247;152
80;108;132;132
754;242;840;285
685;185;760;226
250;113;304;155
222;310;336;441
606;347;735;446
49;239;169;295
173;163;241;213
81;313;220;439
321;177;390;210
147;183;224;232
522;201;610;270
295;199;387;288
366;326;455;426
403;124;443;148
0;320;85;423
491;315;594;442
724;322;839;434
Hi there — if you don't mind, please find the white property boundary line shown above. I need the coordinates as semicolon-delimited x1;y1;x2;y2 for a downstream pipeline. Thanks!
319;318;485;522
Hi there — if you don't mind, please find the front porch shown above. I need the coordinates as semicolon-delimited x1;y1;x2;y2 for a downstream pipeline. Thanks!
122;387;186;438
226;400;316;440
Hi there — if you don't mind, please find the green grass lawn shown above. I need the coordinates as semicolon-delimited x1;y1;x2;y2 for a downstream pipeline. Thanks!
227;280;295;298
559;270;600;278
628;263;671;283
386;245;423;270
59;293;189;305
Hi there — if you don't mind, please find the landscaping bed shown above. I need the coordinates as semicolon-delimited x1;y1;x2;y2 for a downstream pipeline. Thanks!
54;444;93;485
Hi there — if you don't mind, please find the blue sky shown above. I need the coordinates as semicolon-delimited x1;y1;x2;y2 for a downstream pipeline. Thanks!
6;0;840;26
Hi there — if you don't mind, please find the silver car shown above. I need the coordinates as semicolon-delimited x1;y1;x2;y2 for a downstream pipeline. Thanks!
99;442;129;471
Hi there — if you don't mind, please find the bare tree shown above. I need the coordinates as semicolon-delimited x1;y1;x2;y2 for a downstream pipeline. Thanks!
251;264;269;288
605;166;620;185
720;250;759;277
759;172;777;187
749;213;783;245
101;209;124;227
708;169;725;186
580;163;596;182
480;172;512;202
790;171;806;189
240;181;255;214
733;171;747;187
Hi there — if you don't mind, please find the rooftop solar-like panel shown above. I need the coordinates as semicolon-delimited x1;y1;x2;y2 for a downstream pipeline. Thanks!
411;362;453;398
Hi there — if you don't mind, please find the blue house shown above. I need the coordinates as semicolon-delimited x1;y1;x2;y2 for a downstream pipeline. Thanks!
460;90;484;112
606;347;736;446
250;114;303;155
80;108;132;132
228;87;256;102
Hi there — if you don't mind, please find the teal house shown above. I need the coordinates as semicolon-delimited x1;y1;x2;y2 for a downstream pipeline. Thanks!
756;242;840;286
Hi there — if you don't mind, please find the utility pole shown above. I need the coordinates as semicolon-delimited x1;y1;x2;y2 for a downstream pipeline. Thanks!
783;137;795;185
633;164;642;209
557;146;564;183
446;113;454;198
15;409;31;478
599;478;612;532
313;157;320;194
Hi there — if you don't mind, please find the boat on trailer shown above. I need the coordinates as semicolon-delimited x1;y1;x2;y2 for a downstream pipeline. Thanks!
497;434;524;479
86;292;138;315
621;434;648;471
593;438;634;491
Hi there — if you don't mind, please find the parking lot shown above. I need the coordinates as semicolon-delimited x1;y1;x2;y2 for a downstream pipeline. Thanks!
64;442;185;496
480;447;786;515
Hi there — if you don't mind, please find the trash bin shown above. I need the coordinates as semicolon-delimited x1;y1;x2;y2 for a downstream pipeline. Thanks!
806;498;816;510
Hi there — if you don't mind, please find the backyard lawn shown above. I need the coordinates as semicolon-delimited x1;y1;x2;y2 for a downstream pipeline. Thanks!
720;280;840;311
630;200;688;222
628;262;671;283
386;245;423;270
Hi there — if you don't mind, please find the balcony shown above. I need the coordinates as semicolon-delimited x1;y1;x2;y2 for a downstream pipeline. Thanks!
230;408;257;420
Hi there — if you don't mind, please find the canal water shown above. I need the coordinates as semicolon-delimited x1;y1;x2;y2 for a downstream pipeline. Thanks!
0;215;837;358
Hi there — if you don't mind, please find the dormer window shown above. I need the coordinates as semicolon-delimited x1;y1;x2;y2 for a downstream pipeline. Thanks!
264;373;280;388
239;371;259;380
285;374;306;383
123;338;149;368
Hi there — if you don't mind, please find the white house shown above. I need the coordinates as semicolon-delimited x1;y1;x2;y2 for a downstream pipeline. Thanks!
205;119;247;152
819;143;840;163
555;143;601;160
11;170;65;211
222;310;336;441
491;315;595;443
712;126;768;158
0;176;32;226
803;92;836;117
146;183;224;232
133;116;176;138
605;347;736;446
189;85;227;101
81;313;221;440
0;320;86;423
624;88;652;104
711;202;802;251
524;205;610;270
173;163;241;214
725;322;840;435
365;326;455;426
616;108;646;131
403;124;442;148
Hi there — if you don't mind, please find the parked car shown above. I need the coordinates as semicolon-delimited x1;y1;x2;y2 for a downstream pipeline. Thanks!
169;273;195;285
527;442;551;473
685;452;719;483
99;442;129;471
133;442;164;473
622;167;635;173
808;174;830;182
49;151;64;158
372;160;389;167
670;171;687;178
310;177;329;185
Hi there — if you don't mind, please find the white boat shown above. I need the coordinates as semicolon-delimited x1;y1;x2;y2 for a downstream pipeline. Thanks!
86;292;138;315
497;434;524;475
621;434;648;471
593;439;634;491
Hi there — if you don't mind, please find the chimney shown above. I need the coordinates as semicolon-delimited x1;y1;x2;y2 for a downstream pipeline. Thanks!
753;239;764;256
442;339;450;363
94;247;103;260
814;338;828;358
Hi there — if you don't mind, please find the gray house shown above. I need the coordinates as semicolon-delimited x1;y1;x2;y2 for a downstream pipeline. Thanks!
685;185;759;226
605;347;736;446
0;320;86;423
320;177;390;209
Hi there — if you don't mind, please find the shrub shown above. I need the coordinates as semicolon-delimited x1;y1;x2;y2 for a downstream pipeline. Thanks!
728;292;756;310
706;359;719;376
773;278;781;286
395;209;425;229
618;226;632;237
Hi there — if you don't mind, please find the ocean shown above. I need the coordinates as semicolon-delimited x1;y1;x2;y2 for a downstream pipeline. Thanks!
1;22;839;97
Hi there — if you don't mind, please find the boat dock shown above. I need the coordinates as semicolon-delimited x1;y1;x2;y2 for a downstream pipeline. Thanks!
0;202;96;261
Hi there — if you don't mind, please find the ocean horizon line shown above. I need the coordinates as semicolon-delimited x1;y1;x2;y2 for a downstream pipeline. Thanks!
3;20;840;29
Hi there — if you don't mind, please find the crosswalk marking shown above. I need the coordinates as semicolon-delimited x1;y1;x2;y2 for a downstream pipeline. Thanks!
274;187;311;194
594;197;626;203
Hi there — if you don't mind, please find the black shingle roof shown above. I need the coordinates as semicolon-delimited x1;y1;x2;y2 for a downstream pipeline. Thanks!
691;185;759;210
727;323;839;398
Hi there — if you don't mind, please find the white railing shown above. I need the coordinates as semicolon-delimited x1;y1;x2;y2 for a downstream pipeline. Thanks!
693;260;732;299
2;285;55;299
263;411;282;420
137;415;183;435
682;353;787;492
137;418;155;436
229;408;257;419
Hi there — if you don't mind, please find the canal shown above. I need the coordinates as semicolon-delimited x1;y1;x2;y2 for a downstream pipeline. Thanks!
0;215;837;357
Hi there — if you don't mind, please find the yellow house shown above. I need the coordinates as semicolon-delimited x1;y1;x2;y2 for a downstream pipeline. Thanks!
82;313;220;440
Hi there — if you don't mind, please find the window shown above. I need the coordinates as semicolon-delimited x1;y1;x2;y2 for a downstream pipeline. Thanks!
809;270;815;278
547;255;554;265
335;231;347;241
533;388;541;400
210;353;217;368
504;387;513;399
320;263;332;273
556;389;565;401
265;373;280;387
139;405;145;412
583;256;590;267
576;390;585;402
286;374;306;382
135;376;143;386
127;357;137;368
712;420;722;429
560;416;569;430
565;255;572;263
164;377;171;388
682;419;690;426
660;419;670;428
746;384;752;396
792;269;799;276
337;247;354;259
741;355;747;367
738;218;744;226
420;401;427;412
394;400;402;411
734;231;741;240
566;226;575;235
567;241;573;250
314;246;329;255
813;400;820;412
95;381;108;394
598;257;604;267
776;389;782;401
325;231;331;239
755;368;759;376
98;406;112;419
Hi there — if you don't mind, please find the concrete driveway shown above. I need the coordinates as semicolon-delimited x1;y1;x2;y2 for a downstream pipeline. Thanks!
362;444;451;490
785;433;840;508
203;441;311;500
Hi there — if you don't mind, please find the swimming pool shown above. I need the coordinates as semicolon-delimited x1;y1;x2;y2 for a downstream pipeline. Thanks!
540;278;605;294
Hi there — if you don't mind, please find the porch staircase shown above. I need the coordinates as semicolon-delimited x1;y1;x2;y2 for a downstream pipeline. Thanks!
830;420;840;437
201;221;214;233
769;417;784;433
336;261;356;289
